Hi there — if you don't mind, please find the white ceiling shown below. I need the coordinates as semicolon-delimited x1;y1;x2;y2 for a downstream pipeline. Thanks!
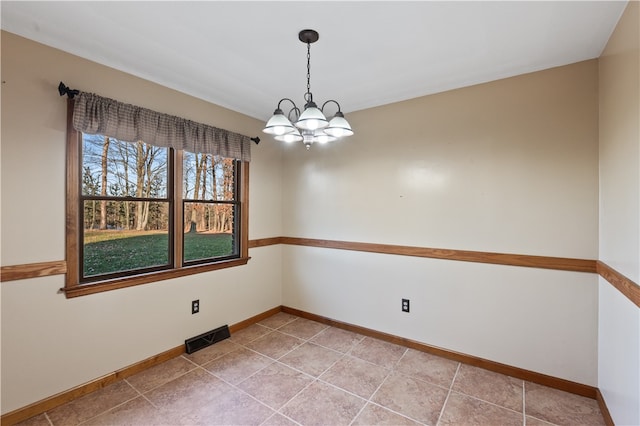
1;1;627;121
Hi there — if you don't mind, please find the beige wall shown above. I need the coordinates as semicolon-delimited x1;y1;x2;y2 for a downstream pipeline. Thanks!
597;2;640;424
0;32;284;414
282;60;600;385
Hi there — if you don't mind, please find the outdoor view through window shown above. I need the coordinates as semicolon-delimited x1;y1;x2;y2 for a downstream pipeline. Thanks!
80;133;240;283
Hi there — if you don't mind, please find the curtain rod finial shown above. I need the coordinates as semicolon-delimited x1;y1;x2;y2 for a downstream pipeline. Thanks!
251;137;260;145
58;82;79;99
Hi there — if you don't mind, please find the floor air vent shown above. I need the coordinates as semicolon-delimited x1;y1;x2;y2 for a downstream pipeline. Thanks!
185;325;230;354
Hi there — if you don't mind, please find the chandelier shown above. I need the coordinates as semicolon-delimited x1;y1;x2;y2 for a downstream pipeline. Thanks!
263;29;354;149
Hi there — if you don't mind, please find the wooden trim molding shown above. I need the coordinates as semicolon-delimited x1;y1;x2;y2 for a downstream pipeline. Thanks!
596;389;615;426
229;306;282;333
62;257;250;298
65;98;81;288
248;237;284;249
0;306;283;426
8;237;640;312
281;237;597;273
0;243;276;285
281;306;599;399
0;261;67;282
597;261;640;308
0;237;600;283
0;237;281;283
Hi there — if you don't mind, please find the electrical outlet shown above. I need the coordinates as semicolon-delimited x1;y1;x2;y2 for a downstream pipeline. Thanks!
402;298;410;313
192;299;199;314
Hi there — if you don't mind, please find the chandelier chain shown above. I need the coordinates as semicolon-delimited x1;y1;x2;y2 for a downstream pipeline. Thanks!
306;42;311;100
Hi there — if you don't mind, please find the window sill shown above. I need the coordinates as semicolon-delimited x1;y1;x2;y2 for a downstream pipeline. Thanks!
62;257;250;298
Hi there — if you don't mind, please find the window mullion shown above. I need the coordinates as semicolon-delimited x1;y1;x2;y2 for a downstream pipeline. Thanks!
240;161;249;259
173;149;183;268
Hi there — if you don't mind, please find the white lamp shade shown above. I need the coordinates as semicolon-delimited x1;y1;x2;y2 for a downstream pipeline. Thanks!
263;112;295;135
313;131;337;144
274;131;303;143
324;114;354;137
295;105;328;131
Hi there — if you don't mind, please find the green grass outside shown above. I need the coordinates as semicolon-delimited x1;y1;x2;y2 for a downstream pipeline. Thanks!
83;230;233;277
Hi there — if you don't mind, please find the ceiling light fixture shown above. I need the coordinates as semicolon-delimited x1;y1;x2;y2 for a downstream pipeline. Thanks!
263;29;353;150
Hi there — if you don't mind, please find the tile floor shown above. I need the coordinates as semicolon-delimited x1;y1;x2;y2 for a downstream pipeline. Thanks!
17;312;605;426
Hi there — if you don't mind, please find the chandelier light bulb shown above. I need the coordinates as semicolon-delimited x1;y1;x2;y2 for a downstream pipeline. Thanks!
314;132;337;144
274;132;303;143
295;102;328;131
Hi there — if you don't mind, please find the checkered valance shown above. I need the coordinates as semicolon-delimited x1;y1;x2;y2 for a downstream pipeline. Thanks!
72;92;251;162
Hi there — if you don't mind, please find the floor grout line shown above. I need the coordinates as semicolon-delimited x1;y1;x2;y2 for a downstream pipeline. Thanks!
448;389;527;416
435;361;461;426
260;411;303;426
363;400;429;425
43;412;54;426
523;380;527;425
76;381;143;426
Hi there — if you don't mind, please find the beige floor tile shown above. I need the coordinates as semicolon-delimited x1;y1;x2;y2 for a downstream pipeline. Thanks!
310;326;364;353
47;380;139;426
352;403;422;426
144;368;229;419
179;387;274;425
281;380;366;426
349;337;407;369
277;318;329;340
371;371;448;425
203;347;273;385
452;363;523;412
245;331;304;359
525;382;605;426
126;355;196;393
320;355;390;399
258;312;298;329
183;338;241;365
13;413;51;426
439;392;523;426
279;342;343;377
229;323;272;345
80;396;174;425
395;348;459;388
237;362;313;409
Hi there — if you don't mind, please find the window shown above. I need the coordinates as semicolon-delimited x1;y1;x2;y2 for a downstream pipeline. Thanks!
182;152;242;265
65;104;249;298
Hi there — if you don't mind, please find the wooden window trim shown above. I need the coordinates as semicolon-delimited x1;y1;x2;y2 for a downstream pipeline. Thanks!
65;100;250;298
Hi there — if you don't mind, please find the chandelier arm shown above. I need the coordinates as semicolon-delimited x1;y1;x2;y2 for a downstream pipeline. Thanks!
320;99;342;115
276;98;299;111
274;98;302;123
287;106;301;123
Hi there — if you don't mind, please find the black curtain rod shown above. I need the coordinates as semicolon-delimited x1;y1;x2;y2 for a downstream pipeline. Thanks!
57;81;260;145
